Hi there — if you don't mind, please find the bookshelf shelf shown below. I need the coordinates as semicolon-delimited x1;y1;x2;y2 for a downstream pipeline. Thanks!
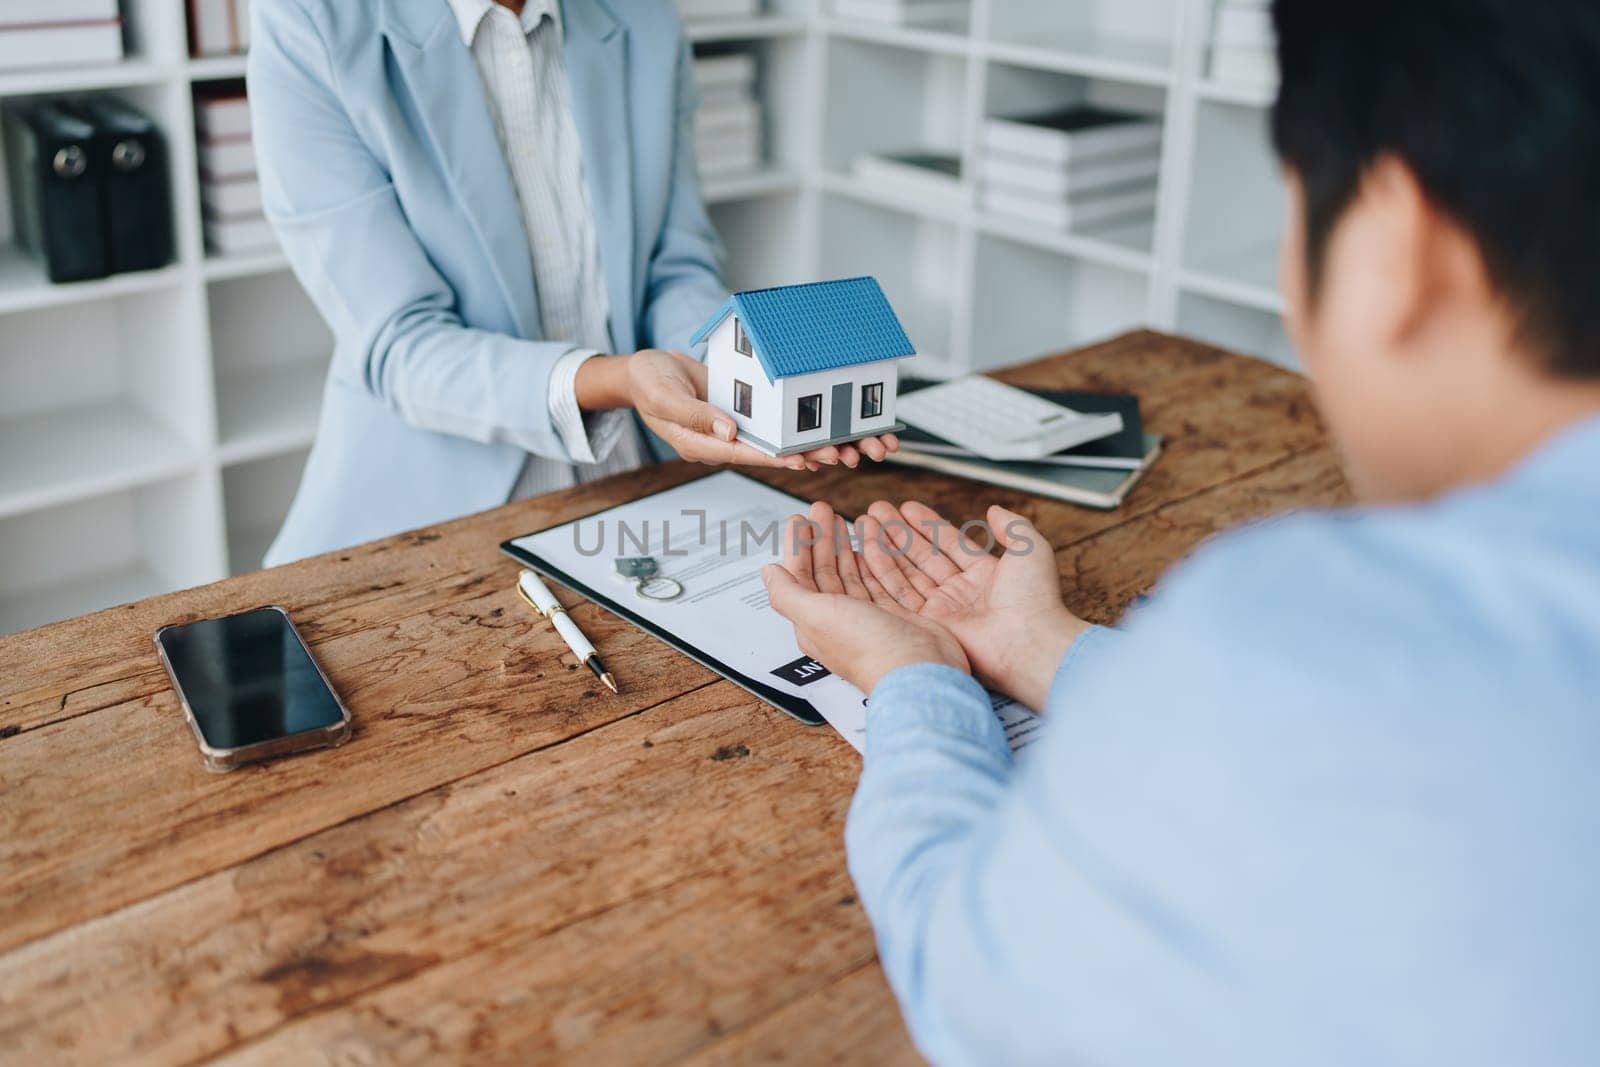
820;18;975;57
687;15;809;43
0;59;174;98
0;401;198;521
976;213;1155;275
703;168;803;204
981;37;1173;87
214;356;327;466
202;249;290;282
0;248;186;316
1195;77;1275;107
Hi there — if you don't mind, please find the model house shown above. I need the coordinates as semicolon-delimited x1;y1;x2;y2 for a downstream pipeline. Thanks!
690;276;915;456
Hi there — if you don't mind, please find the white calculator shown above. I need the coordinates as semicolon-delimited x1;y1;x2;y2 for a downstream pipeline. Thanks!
896;376;1125;462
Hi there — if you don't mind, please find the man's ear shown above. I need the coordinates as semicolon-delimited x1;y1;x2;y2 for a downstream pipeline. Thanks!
1358;154;1492;356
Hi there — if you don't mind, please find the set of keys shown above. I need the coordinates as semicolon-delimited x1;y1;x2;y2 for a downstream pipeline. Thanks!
613;556;684;602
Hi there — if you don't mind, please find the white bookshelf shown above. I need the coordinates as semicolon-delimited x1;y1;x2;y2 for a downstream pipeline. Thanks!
0;0;1288;634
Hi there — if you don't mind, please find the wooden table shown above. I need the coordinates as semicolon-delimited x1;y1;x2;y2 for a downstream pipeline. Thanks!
0;332;1350;1065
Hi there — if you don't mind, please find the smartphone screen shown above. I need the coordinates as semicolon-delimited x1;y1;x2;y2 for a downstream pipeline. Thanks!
157;607;345;751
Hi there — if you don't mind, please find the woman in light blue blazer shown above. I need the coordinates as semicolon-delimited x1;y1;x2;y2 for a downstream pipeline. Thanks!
248;0;893;564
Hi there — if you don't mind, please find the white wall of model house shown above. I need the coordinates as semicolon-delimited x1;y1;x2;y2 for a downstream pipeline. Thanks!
703;314;903;454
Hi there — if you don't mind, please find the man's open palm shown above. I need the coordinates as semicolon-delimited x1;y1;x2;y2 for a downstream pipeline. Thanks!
857;501;1087;710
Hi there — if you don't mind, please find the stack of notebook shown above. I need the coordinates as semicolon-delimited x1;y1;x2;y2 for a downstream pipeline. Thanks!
833;0;970;28
195;81;276;257
693;52;764;179
977;106;1162;234
887;379;1163;510
0;1;124;72
1209;0;1277;88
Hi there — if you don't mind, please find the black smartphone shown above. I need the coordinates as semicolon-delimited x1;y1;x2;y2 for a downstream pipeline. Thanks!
154;606;351;772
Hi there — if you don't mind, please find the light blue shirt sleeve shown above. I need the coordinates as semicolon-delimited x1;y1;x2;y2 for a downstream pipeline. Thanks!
847;488;1600;1066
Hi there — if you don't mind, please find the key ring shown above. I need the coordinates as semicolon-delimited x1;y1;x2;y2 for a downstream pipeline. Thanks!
614;557;684;602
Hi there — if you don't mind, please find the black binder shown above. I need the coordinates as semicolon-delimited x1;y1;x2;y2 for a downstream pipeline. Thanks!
69;98;174;275
2;102;109;283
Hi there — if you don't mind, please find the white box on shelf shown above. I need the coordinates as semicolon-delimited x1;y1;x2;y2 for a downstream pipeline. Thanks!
0;21;124;72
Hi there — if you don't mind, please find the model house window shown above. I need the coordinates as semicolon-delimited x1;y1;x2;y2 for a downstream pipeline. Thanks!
860;382;883;419
796;393;822;432
733;379;753;418
734;319;753;357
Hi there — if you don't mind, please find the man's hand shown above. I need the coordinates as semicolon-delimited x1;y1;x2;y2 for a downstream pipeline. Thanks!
577;350;901;471
855;501;1088;711
763;503;969;694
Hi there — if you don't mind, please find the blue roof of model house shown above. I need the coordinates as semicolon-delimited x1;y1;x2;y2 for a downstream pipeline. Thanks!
690;276;916;381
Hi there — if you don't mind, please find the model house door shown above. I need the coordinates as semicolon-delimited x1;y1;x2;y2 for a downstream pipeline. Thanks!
830;383;852;439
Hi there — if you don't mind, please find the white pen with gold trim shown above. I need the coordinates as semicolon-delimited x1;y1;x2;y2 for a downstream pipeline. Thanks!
516;569;619;695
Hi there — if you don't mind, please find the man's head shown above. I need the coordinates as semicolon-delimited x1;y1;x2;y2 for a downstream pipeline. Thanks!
1271;0;1600;501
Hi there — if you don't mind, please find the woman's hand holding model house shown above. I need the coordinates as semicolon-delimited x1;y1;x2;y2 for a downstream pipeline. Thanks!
573;350;901;473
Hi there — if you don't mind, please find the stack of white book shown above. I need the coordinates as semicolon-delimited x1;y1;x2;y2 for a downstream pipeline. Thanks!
694;52;764;179
1209;0;1277;89
977;107;1162;233
0;0;124;72
677;0;761;21
195;83;277;257
833;0;969;28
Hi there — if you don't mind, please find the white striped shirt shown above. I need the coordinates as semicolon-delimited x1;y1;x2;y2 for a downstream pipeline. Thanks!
447;0;647;501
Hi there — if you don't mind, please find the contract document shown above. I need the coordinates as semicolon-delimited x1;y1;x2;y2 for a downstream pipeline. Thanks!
503;471;1042;754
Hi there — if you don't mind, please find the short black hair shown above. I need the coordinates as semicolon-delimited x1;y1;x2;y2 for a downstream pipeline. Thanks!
1271;1;1600;378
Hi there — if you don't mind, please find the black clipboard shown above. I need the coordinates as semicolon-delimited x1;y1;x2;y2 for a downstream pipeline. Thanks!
498;474;827;727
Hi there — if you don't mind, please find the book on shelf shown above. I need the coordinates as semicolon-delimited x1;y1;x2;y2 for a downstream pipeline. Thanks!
201;176;263;218
194;81;250;141
1210;0;1276;87
980;182;1157;231
981;107;1162;168
3;0;121;24
676;0;761;22
832;0;970;27
198;137;257;181
693;52;757;92
0;18;123;72
695;98;761;141
204;213;276;256
189;0;251;58
698;133;762;177
852;150;964;211
977;149;1160;199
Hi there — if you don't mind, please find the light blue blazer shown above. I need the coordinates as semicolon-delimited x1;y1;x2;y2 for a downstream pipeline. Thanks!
248;0;727;565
